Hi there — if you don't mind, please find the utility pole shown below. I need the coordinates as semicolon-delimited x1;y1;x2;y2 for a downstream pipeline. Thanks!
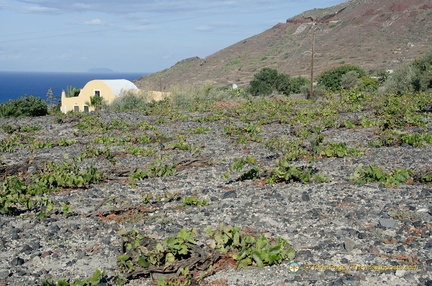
304;7;346;100
310;24;316;100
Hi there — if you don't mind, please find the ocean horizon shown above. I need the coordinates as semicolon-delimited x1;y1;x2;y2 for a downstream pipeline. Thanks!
0;71;149;104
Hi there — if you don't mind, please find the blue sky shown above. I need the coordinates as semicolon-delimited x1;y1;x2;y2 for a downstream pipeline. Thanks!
0;0;347;73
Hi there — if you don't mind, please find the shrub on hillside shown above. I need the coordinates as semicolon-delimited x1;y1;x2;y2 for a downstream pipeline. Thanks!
290;76;310;94
249;78;274;96
385;51;432;93
341;71;361;90
248;68;310;96
360;75;379;92
254;68;279;87
317;64;366;91
411;51;432;91
275;73;291;95
248;68;279;96
0;95;48;118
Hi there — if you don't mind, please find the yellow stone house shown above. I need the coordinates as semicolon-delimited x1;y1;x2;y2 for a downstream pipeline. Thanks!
60;79;138;113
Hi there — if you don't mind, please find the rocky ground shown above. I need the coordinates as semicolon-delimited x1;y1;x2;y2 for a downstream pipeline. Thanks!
0;104;431;286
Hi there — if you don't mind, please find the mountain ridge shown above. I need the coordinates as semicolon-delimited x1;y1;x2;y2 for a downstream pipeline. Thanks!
135;0;432;91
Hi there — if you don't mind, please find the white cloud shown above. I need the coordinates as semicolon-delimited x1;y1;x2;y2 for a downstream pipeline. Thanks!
194;21;238;32
82;18;110;26
72;3;92;10
22;5;59;13
122;24;160;31
195;25;213;32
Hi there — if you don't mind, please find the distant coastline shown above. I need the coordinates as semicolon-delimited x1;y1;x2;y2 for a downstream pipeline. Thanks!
0;71;149;103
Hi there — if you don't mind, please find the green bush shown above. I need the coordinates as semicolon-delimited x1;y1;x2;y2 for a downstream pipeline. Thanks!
317;65;366;91
360;75;379;91
384;65;418;93
411;51;432;91
254;68;279;87
0;95;48;118
249;79;273;96
290;76;310;94
385;51;432;93
275;73;291;95
341;71;361;90
248;68;309;96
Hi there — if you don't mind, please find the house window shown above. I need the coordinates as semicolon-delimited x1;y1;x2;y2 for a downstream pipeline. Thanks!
74;105;79;112
83;105;89;113
94;90;101;97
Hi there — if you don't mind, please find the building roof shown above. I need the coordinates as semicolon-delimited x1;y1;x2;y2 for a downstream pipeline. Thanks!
99;79;138;96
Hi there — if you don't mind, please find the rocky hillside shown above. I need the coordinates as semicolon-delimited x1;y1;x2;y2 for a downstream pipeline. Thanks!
135;0;432;91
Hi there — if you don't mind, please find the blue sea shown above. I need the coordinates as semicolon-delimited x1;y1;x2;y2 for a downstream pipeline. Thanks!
0;71;149;103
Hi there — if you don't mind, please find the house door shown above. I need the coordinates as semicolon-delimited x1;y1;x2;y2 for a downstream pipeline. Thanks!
74;105;79;112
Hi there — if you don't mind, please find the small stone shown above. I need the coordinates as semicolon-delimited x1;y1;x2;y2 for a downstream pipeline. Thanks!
369;246;380;255
344;238;356;252
21;244;33;254
66;259;77;266
222;191;237;199
31;241;42;249
40;251;51;258
341;274;360;286
102;239;111;245
379;218;396;228
395;270;406;277
412;220;423;228
333;278;344;286
340;258;349;264
76;251;87;259
32;256;41;264
301;191;310;201
10;257;25;266
357;232;366;239
0;270;10;279
296;250;312;259
404;273;416;282
49;225;60;232
14;269;28;276
27;165;40;174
